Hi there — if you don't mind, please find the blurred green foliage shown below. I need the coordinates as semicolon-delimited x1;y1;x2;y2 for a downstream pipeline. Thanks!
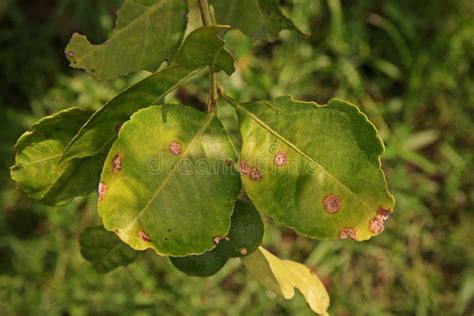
1;0;473;315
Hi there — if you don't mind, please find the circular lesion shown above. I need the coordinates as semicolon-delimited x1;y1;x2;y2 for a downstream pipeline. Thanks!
169;141;182;155
274;151;288;166
323;194;342;213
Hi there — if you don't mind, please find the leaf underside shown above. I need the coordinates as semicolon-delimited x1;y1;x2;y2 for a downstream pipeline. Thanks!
210;0;305;42
242;247;330;315
98;105;241;256
65;0;188;80
11;107;107;206
79;226;139;273
176;25;235;75
232;96;395;240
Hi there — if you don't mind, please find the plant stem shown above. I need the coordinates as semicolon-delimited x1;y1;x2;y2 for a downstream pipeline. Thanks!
197;0;218;112
197;0;212;27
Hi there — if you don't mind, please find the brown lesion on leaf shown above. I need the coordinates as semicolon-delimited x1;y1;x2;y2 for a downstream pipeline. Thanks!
369;208;392;234
323;194;342;213
240;247;248;255
98;182;107;201
68;51;74;57
213;236;223;245
138;230;152;242
112;153;123;174
225;159;234;166
239;160;250;175
339;227;357;240
169;141;182;155
274;151;288;166
249;167;262;181
239;160;262;181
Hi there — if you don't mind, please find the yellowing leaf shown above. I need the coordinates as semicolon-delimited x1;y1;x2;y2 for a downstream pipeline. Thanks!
242;247;330;315
226;95;395;241
98;105;241;256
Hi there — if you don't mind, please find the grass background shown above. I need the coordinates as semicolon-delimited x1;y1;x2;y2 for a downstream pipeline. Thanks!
0;0;473;315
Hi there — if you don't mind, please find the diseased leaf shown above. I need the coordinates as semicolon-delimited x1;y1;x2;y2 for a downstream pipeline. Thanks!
65;0;188;80
61;65;200;163
10;108;106;206
217;99;241;152
242;247;330;315
79;226;139;273
98;105;241;256
176;26;235;75
228;96;395;240
210;0;306;42
216;199;264;258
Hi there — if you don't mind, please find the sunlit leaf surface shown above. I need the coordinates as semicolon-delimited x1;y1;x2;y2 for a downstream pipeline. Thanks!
98;105;241;256
242;247;330;315
230;96;395;240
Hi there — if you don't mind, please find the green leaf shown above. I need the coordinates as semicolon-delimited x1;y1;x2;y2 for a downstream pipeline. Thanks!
210;0;306;42
61;65;199;163
170;249;228;277
98;105;241;256
228;95;395;240
10;108;106;206
216;199;264;258
242;247;330;315
65;0;188;80
176;26;235;75
79;226;139;273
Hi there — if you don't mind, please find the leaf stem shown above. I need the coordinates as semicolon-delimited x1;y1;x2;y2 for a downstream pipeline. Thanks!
197;0;218;112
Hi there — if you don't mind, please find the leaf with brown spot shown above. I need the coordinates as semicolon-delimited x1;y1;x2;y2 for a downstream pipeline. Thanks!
98;105;241;256
225;95;395;240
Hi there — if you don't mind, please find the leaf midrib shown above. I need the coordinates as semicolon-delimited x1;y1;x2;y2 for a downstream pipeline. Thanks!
234;102;374;211
95;242;127;271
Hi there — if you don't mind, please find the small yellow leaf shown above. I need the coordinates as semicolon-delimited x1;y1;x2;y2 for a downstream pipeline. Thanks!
242;246;330;315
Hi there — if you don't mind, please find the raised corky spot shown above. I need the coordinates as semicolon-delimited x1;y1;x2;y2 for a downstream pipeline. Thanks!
239;160;250;175
98;182;107;201
249;167;262;181
369;208;391;234
169;141;182;155
339;227;357;240
213;236;223;245
112;154;123;174
274;152;288;166
138;230;152;242
323;194;342;213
